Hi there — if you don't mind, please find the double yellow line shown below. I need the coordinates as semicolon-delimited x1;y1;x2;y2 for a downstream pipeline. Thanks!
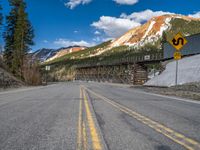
84;86;200;150
77;87;102;150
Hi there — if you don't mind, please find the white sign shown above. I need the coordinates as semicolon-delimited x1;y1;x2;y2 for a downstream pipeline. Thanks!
144;55;150;60
45;66;51;71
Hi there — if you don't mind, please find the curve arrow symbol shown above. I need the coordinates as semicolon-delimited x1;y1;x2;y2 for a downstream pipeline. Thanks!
172;38;184;46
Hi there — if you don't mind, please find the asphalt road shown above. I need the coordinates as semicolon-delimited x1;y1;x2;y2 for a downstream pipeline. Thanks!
0;82;200;150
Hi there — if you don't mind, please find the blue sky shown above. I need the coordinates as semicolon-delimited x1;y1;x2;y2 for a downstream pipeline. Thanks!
1;0;200;51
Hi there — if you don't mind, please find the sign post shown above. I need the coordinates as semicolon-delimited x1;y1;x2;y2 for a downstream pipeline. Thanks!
45;66;51;85
169;32;187;86
173;51;182;86
175;60;178;86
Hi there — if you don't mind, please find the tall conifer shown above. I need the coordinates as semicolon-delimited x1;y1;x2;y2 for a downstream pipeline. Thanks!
3;0;34;78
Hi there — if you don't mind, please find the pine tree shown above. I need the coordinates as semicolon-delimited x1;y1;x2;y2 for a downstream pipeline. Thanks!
3;0;34;78
3;0;18;69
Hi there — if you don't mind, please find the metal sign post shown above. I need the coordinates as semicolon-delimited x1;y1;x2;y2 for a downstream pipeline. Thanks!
45;66;51;85
175;60;179;87
169;32;187;86
173;51;181;86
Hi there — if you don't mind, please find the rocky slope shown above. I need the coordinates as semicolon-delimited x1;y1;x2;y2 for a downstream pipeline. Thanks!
31;46;86;62
110;14;200;49
45;46;86;62
0;67;24;88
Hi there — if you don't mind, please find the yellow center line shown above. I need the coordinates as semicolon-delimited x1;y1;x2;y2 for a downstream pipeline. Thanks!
77;87;83;150
82;88;102;150
84;86;200;150
83;121;88;150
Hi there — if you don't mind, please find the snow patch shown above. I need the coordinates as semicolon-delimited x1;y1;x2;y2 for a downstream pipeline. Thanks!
145;54;200;87
142;21;156;39
156;17;171;36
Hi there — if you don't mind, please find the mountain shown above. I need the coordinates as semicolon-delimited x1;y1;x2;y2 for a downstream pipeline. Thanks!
31;46;86;62
45;46;86;62
31;48;55;62
109;14;200;50
45;14;200;64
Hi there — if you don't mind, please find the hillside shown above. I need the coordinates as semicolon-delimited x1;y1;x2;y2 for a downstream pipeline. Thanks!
0;67;24;89
45;40;111;64
31;46;86;62
46;14;200;65
45;46;86;62
110;15;200;49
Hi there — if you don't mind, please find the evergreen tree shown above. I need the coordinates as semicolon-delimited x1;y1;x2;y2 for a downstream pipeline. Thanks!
3;0;18;69
3;0;34;78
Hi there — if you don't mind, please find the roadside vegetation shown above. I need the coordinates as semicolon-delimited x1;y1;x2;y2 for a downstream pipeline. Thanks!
0;0;42;86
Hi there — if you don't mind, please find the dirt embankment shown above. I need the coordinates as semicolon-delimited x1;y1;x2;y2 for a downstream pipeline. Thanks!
0;67;24;90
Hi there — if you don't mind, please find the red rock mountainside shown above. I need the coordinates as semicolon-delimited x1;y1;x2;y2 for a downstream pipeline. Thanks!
110;14;200;49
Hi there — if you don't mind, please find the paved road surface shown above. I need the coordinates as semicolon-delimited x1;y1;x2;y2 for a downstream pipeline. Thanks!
0;82;200;150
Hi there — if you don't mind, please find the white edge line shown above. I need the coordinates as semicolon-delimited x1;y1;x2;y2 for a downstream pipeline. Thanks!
133;89;200;105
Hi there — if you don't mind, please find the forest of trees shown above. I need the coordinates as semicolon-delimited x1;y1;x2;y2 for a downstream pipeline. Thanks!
0;0;41;85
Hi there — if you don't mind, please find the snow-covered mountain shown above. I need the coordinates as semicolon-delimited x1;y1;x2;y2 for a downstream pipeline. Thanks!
31;46;86;62
45;46;86;62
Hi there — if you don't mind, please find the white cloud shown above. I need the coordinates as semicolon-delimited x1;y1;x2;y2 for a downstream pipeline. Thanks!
94;31;101;35
43;40;49;43
91;16;140;37
91;9;173;38
65;0;92;9
113;0;138;5
189;12;200;18
120;9;173;22
92;37;101;42
54;39;95;47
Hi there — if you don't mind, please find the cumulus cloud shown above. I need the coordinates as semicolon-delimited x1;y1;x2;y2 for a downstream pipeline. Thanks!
91;16;140;37
65;0;92;9
54;39;95;47
189;12;200;18
120;9;173;22
113;0;138;5
91;9;173;38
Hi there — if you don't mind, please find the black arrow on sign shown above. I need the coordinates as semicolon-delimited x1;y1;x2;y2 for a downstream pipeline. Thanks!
172;38;184;46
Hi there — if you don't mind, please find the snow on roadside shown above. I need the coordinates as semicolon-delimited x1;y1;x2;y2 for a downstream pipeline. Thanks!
145;54;200;87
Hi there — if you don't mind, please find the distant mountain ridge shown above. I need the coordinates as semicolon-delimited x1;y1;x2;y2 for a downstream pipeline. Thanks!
31;46;87;62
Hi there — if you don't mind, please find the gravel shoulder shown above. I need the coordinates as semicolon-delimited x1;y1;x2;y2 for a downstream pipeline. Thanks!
133;82;200;101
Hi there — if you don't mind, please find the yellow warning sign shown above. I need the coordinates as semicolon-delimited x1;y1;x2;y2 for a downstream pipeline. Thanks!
174;51;182;60
169;33;188;50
